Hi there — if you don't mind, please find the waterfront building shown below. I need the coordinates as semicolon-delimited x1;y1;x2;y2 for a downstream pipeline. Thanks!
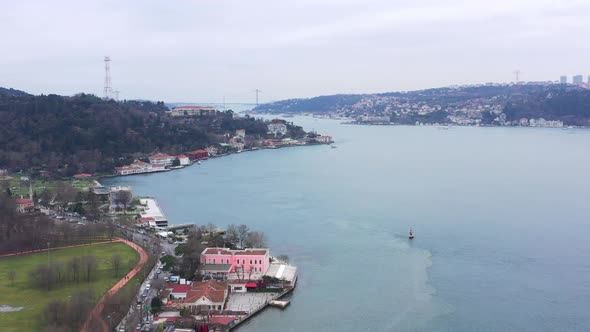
187;149;209;160
200;248;270;275
177;154;190;166
166;106;217;117
138;198;168;228
149;153;176;166
184;281;228;312
268;119;288;137
560;76;567;84
115;161;166;175
573;75;583;85
314;135;333;143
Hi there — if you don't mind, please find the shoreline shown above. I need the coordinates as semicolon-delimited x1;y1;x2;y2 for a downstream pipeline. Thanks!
101;141;332;181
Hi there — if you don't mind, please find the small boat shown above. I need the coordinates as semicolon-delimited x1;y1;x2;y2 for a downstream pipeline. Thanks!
197;160;202;165
269;300;290;308
409;228;414;240
331;145;337;149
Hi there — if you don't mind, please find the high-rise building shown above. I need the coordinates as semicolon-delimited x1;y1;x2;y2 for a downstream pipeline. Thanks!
573;75;583;84
560;76;567;84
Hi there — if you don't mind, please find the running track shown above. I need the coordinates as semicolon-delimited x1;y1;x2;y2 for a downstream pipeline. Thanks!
0;238;148;331
81;238;148;332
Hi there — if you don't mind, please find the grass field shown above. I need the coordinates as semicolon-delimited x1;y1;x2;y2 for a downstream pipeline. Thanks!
0;242;140;332
3;176;97;197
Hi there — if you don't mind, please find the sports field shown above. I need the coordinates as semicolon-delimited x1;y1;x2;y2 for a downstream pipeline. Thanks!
0;242;139;331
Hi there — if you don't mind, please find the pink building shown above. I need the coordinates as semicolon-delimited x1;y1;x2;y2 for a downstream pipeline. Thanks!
200;248;270;274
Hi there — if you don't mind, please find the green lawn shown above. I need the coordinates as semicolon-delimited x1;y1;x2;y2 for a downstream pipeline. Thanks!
0;242;140;332
6;176;96;197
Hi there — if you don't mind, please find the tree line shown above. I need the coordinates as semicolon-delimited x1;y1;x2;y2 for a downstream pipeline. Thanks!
0;91;299;177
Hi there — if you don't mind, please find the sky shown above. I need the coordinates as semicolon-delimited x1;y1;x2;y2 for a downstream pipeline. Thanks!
2;0;589;103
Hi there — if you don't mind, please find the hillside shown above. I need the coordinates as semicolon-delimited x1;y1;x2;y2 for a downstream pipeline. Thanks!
253;84;590;126
0;92;285;176
0;87;30;97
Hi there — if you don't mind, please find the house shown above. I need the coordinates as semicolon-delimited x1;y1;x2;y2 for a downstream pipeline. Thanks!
235;129;246;139
183;281;228;313
314;135;333;144
15;198;34;213
200;248;270;276
187;150;209;161
166;283;193;300
177;154;190;166
205;146;218;157
149;153;176;166
267;119;287;137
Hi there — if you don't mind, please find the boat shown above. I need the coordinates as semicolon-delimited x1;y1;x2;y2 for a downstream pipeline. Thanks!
197;160;202;165
269;300;290;308
409;228;414;240
331;145;337;149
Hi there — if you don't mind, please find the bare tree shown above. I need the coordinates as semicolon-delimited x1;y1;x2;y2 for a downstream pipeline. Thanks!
237;224;249;248
53;261;65;283
205;223;216;234
112;254;122;277
69;257;81;283
225;224;239;246
82;255;97;282
245;231;267;248
276;255;290;264
55;182;76;212
113;190;132;214
7;270;16;286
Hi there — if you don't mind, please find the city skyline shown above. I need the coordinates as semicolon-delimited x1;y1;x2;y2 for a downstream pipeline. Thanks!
2;0;590;103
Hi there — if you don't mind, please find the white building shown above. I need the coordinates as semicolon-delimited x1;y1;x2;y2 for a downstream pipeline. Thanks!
149;153;176;166
167;106;217;117
268;119;287;137
138;198;168;228
235;129;246;138
115;161;166;175
177;154;190;166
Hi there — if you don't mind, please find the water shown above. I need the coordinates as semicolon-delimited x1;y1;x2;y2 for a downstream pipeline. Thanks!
103;118;590;331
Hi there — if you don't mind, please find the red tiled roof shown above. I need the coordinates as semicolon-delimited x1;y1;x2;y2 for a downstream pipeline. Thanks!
141;217;155;221
185;281;227;304
209;316;238;325
177;154;188;158
168;284;192;294
204;248;232;255
234;250;267;256
271;118;286;123
150;153;173;159
73;173;92;178
15;198;33;204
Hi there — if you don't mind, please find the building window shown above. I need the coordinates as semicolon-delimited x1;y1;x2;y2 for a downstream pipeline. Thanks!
213;259;216;264
227;259;229;264
250;259;252;264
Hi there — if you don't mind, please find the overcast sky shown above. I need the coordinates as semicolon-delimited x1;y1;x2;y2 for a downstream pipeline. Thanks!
2;0;589;103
